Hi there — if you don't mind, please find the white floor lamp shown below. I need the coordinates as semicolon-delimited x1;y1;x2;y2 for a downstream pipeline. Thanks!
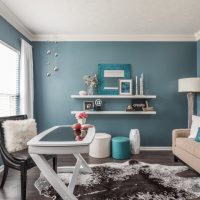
178;77;200;128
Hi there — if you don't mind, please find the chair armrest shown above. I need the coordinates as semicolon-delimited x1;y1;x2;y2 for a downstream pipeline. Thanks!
172;129;190;152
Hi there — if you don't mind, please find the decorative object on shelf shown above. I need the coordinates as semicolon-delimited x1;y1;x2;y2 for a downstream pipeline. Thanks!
129;129;140;154
83;74;98;95
79;90;87;96
83;101;94;111
45;41;60;78
178;77;200;128
75;112;88;125
119;79;132;95
132;99;147;111
139;73;144;95
98;64;131;95
94;99;103;111
142;100;154;111
135;76;138;95
87;85;94;95
126;105;134;111
143;107;154;111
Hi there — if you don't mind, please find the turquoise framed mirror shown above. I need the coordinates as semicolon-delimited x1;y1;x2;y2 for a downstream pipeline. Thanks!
97;64;131;95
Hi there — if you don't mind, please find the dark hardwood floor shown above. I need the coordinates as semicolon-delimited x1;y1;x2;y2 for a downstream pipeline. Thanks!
0;151;186;200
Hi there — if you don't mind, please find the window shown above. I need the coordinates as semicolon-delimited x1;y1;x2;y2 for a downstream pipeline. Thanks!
0;41;20;117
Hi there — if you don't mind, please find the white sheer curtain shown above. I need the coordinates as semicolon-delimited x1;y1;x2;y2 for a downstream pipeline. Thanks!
20;39;34;118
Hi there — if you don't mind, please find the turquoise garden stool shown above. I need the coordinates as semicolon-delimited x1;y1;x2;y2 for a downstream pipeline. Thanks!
112;136;130;160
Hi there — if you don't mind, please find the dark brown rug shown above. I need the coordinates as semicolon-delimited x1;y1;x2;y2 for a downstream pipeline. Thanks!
35;160;200;200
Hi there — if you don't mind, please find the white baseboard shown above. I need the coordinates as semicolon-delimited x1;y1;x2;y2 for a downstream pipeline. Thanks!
140;146;172;151
0;165;4;173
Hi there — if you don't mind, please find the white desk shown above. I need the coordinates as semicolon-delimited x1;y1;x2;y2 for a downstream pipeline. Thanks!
27;125;95;200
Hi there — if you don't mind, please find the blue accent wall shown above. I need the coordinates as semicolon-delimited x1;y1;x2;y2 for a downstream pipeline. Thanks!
33;41;197;146
0;16;30;166
0;15;198;150
0;16;29;50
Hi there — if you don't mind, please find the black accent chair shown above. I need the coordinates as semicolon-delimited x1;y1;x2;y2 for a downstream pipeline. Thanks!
0;115;57;200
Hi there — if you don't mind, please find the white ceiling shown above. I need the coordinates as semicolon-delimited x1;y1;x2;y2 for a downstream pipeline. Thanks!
1;0;200;41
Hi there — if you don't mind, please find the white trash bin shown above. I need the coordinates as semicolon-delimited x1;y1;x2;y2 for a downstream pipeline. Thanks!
129;129;140;154
89;133;111;158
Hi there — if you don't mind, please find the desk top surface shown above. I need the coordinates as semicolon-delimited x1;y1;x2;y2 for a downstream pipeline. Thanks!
27;125;95;147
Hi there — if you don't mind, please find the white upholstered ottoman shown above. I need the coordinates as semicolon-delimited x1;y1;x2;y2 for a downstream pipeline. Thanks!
89;133;111;158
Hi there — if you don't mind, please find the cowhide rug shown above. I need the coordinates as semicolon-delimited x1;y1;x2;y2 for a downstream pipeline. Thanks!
35;160;200;200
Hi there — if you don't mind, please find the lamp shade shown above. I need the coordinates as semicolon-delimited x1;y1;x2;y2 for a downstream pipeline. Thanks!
178;77;200;92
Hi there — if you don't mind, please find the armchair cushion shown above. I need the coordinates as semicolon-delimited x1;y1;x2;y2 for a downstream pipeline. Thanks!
176;138;200;159
3;119;37;153
189;115;200;138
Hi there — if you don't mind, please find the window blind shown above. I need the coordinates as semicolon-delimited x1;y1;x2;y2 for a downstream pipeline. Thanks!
0;41;20;117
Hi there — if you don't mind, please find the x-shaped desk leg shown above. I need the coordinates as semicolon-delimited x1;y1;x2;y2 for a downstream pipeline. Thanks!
30;153;92;200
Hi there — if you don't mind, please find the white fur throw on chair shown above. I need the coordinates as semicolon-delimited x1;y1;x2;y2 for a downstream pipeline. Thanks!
3;119;37;153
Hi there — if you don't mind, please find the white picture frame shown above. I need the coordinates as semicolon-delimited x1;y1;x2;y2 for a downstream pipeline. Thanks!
119;79;132;95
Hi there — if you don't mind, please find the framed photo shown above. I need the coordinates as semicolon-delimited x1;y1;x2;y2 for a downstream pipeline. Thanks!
119;79;132;95
83;101;94;111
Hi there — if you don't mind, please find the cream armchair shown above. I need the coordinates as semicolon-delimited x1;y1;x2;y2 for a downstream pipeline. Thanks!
172;128;200;173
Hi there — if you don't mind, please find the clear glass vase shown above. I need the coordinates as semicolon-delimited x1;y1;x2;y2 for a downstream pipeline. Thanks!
87;85;94;95
77;118;86;125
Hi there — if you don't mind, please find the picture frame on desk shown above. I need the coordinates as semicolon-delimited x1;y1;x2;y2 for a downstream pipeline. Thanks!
83;101;94;111
119;79;132;95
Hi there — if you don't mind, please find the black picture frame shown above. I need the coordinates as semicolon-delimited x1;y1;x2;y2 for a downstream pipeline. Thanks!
83;101;94;111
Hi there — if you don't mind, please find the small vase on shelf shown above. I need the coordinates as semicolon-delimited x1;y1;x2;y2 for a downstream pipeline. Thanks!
87;85;94;95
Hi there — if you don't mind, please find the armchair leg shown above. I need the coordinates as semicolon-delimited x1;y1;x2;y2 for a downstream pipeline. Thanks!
53;156;57;173
0;165;9;188
174;155;179;162
21;166;27;200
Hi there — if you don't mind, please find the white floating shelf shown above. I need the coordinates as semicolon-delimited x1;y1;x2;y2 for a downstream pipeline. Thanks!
71;95;156;99
71;111;156;115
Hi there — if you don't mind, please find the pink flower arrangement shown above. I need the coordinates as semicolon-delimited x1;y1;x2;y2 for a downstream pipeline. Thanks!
75;112;88;119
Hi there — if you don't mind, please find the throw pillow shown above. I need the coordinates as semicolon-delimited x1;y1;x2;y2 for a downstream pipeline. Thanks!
3;119;37;153
195;127;200;142
189;115;200;138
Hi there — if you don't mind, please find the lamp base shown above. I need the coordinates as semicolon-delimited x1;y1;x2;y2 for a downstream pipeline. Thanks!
187;92;194;128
